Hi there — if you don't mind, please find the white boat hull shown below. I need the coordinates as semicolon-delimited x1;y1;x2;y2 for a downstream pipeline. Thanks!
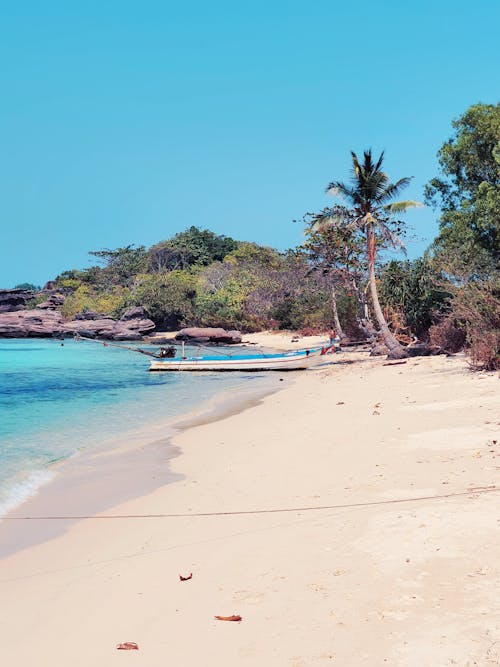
149;349;322;372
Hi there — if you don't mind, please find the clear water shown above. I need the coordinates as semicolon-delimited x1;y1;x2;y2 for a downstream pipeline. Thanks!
0;338;264;516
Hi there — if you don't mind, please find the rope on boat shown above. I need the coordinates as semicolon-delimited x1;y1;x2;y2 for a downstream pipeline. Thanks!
73;333;315;360
73;334;163;358
3;486;498;521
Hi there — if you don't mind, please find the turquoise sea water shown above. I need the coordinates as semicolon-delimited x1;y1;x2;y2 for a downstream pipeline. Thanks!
0;338;264;516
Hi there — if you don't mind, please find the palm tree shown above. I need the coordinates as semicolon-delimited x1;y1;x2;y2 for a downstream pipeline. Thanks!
325;150;421;353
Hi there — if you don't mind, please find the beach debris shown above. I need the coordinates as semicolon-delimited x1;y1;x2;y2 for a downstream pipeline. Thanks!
215;614;242;622
372;410;380;415
336;401;345;405
383;360;407;366
116;642;139;650
179;572;193;581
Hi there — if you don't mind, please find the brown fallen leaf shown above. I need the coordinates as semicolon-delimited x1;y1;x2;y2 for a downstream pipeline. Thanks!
215;614;242;622
116;642;139;650
179;572;193;581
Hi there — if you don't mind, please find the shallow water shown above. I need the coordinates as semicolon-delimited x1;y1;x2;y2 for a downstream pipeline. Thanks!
0;338;266;516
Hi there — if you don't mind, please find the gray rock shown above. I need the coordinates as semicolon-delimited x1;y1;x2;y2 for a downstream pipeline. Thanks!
35;293;65;310
120;306;149;321
0;288;33;313
72;311;107;321
62;318;116;338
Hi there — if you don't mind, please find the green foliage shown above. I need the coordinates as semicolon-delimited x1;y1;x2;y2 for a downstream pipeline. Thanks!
89;245;148;286
195;279;251;330
425;103;500;276
14;282;40;291
149;226;239;272
378;258;449;337
301;216;365;276
270;292;330;331
26;295;48;309
223;242;282;269
61;285;129;319
131;271;197;329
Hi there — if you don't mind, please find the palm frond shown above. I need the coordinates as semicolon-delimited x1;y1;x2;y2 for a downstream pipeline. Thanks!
373;151;385;173
326;181;355;202
377;177;413;203
384;200;423;213
350;151;362;178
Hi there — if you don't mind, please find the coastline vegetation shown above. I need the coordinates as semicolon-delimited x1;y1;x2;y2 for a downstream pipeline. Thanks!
38;103;498;370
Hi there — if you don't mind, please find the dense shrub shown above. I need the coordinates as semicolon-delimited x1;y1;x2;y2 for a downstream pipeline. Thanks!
131;271;197;329
451;281;500;370
429;318;466;353
378;258;448;338
61;285;129;319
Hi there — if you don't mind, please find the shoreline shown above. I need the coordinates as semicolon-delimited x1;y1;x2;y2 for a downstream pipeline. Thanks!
1;336;498;665
0;367;287;558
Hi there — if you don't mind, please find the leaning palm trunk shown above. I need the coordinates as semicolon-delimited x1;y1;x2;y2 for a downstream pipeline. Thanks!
330;283;345;339
367;228;403;352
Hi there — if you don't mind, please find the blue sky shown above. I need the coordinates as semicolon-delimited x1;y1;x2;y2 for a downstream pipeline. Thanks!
1;0;499;287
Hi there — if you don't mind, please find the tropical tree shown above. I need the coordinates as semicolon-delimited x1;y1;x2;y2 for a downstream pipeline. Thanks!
301;212;366;338
424;102;500;279
322;150;421;353
148;226;239;272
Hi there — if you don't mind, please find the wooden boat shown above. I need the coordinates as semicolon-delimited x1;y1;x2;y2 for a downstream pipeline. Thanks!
149;347;323;372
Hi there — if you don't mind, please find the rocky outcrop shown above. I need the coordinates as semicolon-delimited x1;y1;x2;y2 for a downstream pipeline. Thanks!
176;327;242;344
35;293;66;310
0;309;64;337
0;307;155;340
0;289;33;313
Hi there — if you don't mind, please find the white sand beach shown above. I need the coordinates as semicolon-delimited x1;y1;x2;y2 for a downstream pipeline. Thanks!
0;333;499;666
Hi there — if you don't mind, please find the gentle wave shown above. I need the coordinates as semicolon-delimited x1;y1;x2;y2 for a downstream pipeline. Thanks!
0;468;56;518
0;338;266;517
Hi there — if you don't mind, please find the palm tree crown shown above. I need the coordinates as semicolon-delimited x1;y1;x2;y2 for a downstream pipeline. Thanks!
326;150;419;256
324;150;421;354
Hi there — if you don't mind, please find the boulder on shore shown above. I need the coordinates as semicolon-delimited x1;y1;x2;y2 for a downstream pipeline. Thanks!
0;309;64;337
176;327;242;344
